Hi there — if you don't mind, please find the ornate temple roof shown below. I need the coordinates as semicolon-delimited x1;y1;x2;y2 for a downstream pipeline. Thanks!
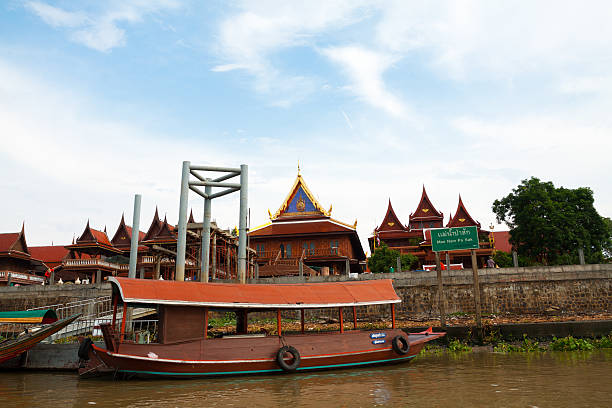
375;200;408;233
270;172;331;220
446;195;481;228
142;207;163;242
66;221;122;255
111;214;145;249
409;186;443;221
0;224;29;257
141;215;176;245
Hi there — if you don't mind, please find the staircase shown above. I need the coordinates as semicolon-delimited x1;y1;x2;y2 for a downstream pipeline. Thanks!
28;297;156;341
258;261;318;277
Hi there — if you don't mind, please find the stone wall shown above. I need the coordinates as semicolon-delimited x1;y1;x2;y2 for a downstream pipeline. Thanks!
0;283;111;311
252;264;612;319
0;264;610;320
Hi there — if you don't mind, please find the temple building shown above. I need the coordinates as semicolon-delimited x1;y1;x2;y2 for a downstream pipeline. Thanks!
370;187;495;269
54;208;245;283
0;225;46;285
249;170;366;277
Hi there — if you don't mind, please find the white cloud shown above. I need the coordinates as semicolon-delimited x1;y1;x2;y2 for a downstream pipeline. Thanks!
322;46;407;116
212;1;371;104
25;1;181;52
26;1;87;27
375;0;612;81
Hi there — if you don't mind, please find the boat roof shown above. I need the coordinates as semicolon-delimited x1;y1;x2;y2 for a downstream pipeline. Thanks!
0;309;58;324
109;277;401;309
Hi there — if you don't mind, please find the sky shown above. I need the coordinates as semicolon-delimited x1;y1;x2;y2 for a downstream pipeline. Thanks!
1;0;611;252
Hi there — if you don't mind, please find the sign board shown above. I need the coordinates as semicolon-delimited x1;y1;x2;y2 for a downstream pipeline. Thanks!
430;226;479;252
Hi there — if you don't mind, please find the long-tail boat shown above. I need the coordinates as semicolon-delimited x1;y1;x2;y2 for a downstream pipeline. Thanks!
0;310;80;363
78;277;444;378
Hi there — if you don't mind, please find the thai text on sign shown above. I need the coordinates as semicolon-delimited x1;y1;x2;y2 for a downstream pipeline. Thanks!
430;226;479;252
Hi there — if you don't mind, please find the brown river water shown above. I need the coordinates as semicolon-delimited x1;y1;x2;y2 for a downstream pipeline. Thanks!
1;350;610;407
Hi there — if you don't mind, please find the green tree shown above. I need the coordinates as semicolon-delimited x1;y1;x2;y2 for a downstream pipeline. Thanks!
492;251;513;267
492;177;609;265
368;244;418;272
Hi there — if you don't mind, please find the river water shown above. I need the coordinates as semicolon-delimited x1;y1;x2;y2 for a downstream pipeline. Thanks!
1;351;610;407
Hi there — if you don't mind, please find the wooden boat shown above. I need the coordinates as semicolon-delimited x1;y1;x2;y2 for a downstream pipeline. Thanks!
0;310;80;363
78;277;444;378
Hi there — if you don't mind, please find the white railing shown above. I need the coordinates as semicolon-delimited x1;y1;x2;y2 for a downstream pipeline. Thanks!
47;318;159;343
63;259;129;270
28;296;112;320
0;271;45;283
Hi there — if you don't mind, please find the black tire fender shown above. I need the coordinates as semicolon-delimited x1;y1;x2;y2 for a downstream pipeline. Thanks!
276;345;301;372
78;337;93;360
391;335;410;355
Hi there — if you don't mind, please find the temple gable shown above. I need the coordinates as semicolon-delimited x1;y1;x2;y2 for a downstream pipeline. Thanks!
447;196;480;228
272;172;330;220
376;200;407;232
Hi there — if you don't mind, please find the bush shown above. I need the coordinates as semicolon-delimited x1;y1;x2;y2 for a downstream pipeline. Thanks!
493;251;513;267
549;336;594;351
448;339;472;352
368;244;418;272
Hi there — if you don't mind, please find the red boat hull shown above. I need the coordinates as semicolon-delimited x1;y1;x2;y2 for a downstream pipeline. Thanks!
80;329;444;378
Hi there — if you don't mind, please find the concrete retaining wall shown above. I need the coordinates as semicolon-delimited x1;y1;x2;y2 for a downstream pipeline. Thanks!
0;264;610;320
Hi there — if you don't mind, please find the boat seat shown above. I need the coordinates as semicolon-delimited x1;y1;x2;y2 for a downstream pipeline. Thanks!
222;334;266;339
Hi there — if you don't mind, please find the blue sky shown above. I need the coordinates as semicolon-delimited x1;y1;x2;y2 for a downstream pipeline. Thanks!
1;1;611;251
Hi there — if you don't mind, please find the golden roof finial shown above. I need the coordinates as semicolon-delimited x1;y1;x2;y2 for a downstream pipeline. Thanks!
297;160;301;176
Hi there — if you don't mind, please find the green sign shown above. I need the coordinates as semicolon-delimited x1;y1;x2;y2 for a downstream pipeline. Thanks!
430;226;479;252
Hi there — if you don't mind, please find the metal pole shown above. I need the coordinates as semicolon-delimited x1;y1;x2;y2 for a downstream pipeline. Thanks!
435;252;446;328
200;181;212;282
128;194;141;279
578;248;585;265
211;234;217;280
176;161;190;281
470;249;482;328
237;164;248;284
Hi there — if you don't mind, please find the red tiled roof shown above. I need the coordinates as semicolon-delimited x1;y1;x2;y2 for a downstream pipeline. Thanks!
447;196;481;228
0;233;19;252
111;277;401;308
492;231;512;253
125;225;146;241
249;220;354;237
90;228;111;246
410;186;443;220
376;200;407;233
29;245;69;263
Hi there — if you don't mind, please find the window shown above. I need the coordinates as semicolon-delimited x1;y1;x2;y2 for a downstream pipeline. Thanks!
310;243;315;255
256;244;264;254
286;244;292;258
330;240;339;254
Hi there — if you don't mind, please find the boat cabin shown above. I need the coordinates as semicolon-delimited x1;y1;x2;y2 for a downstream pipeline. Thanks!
105;277;401;348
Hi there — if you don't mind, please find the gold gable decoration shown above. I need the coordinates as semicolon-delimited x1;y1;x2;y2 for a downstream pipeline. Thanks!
271;173;331;219
422;208;429;213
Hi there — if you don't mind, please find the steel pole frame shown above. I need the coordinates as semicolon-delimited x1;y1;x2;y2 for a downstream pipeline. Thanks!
176;161;191;281
175;162;247;283
128;194;141;279
200;182;212;282
237;164;248;284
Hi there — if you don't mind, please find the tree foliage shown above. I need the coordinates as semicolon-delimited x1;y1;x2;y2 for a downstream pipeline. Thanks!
492;251;513;268
492;177;609;265
368;244;418;272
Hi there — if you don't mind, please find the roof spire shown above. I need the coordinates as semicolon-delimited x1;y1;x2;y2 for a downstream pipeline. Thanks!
297;160;301;176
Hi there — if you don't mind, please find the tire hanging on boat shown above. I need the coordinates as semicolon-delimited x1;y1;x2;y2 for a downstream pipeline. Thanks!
391;335;410;355
78;337;93;360
276;345;301;372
